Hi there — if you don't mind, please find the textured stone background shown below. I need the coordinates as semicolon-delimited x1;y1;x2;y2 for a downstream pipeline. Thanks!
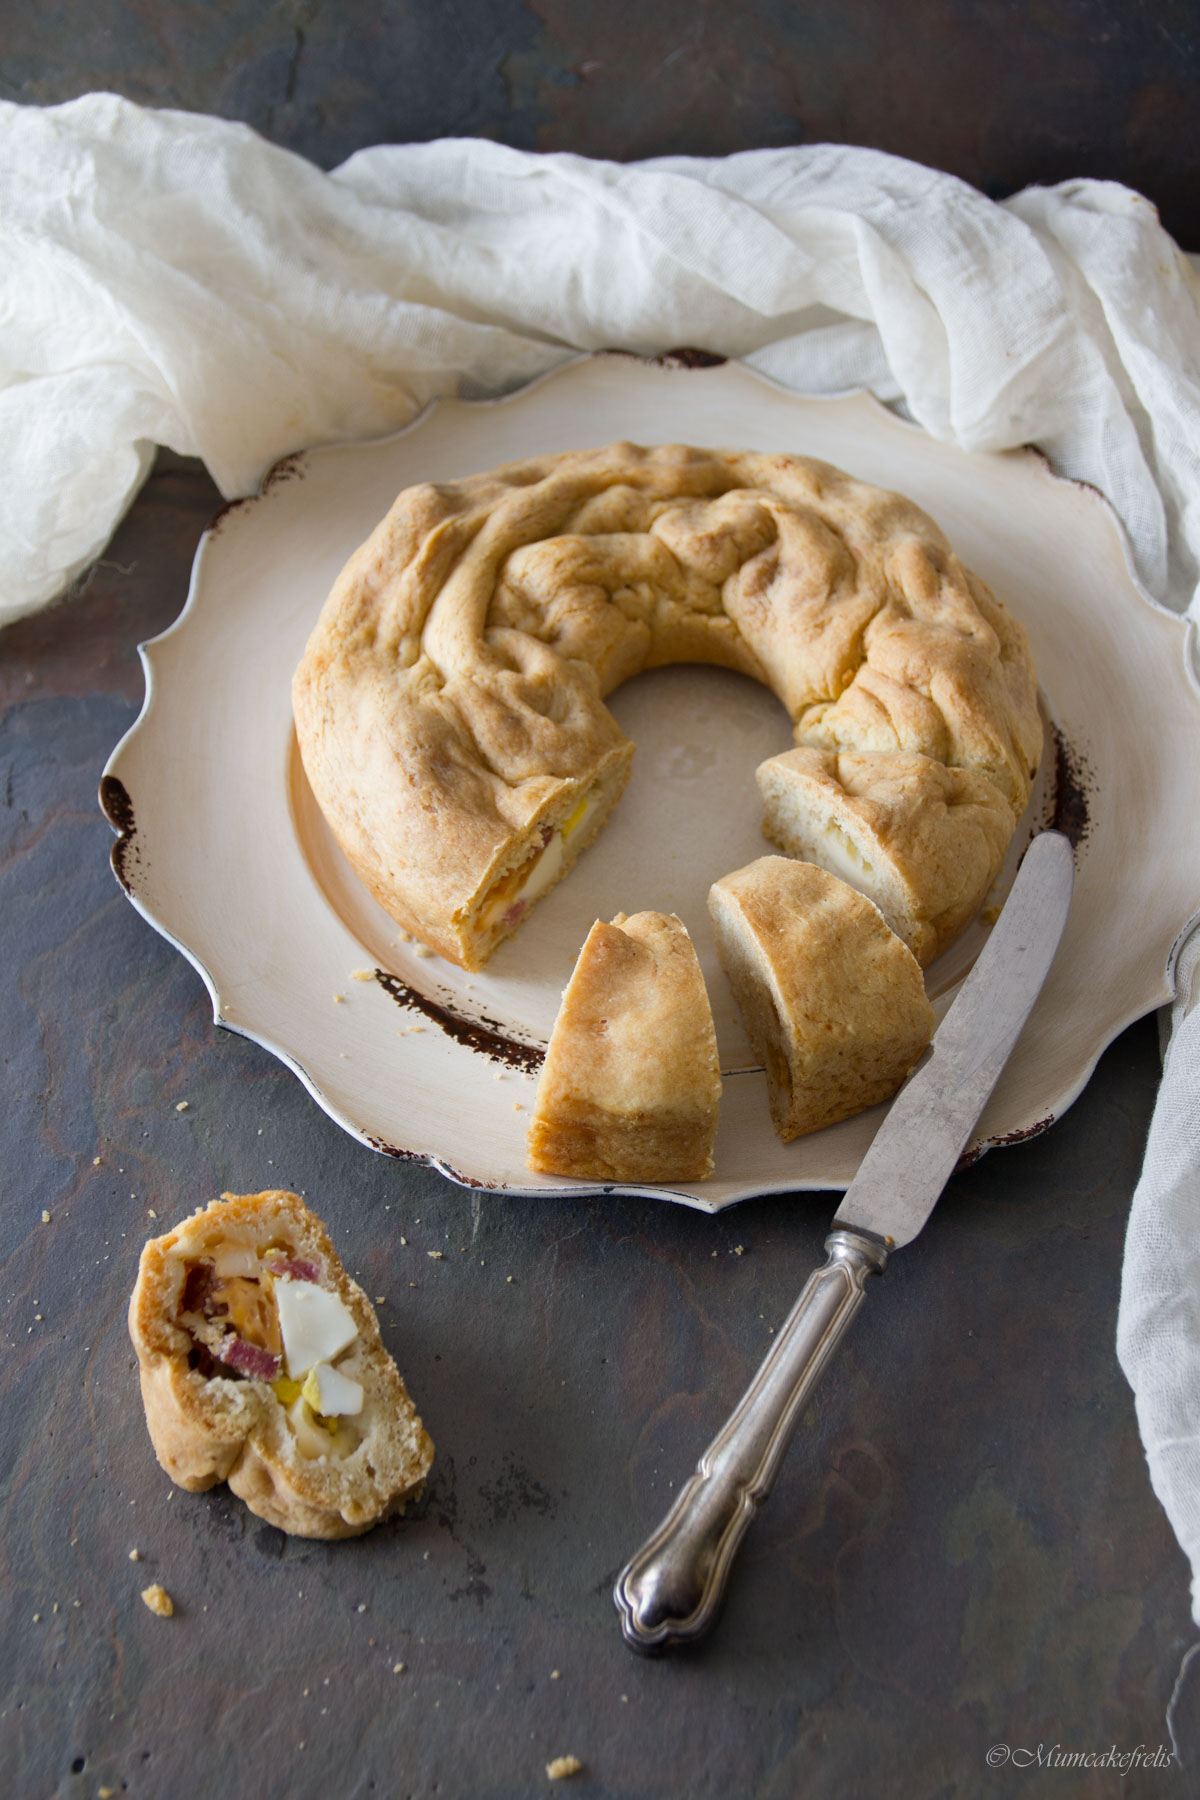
4;7;1200;1797
5;0;1200;244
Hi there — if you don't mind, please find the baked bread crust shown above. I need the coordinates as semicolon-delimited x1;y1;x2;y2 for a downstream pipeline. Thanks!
756;746;1017;966
708;857;935;1141
527;911;722;1181
293;443;1041;970
128;1190;433;1538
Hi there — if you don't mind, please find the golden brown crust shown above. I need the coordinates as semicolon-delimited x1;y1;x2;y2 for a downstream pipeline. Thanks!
708;858;935;1141
128;1190;433;1539
527;911;722;1182
756;746;1017;966
293;443;1041;969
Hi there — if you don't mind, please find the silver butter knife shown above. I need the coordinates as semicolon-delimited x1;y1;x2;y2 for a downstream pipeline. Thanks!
614;829;1074;1653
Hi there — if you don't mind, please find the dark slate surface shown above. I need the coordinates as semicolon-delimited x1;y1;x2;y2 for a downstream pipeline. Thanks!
2;456;1197;1798
6;8;1200;1793
5;0;1200;247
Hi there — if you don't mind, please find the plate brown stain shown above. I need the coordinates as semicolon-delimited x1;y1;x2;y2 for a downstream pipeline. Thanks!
363;1135;426;1162
207;452;309;537
99;772;138;891
373;970;545;1073
956;1116;1056;1171
1048;724;1093;849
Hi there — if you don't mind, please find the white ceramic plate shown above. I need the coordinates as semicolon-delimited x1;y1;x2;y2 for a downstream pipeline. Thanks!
102;357;1200;1211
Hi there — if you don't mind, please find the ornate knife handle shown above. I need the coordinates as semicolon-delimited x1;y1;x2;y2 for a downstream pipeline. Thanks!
613;1228;888;1653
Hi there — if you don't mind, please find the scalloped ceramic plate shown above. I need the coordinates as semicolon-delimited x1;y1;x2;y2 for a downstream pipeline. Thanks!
102;356;1200;1211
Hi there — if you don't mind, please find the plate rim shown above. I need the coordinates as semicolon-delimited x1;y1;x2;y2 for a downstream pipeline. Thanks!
101;354;1200;1212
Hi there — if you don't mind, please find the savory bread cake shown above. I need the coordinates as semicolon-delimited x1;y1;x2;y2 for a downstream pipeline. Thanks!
756;746;1017;966
708;857;935;1141
527;910;722;1182
129;1190;433;1538
293;443;1041;970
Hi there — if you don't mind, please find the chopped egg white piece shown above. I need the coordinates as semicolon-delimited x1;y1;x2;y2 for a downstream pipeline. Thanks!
275;1278;357;1379
302;1361;364;1418
518;829;564;903
476;787;603;936
211;1244;261;1279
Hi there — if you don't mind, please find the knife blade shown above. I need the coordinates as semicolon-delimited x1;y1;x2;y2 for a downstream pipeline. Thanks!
834;826;1075;1249
614;830;1074;1653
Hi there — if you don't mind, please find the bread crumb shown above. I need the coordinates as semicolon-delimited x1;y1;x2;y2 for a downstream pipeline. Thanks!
351;969;374;982
93;1156;102;1165
546;1756;582;1780
333;994;345;1004
733;1245;744;1256
981;904;1002;925
513;1102;524;1111
414;944;432;959
393;1661;406;1674
99;1789;117;1798
507;1275;515;1283
375;1296;386;1304
41;1210;50;1224
141;1583;174;1617
427;1250;444;1260
129;1548;140;1562
550;1668;560;1680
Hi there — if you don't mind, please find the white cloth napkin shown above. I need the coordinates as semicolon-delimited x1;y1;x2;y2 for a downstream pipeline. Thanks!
4;93;1200;1614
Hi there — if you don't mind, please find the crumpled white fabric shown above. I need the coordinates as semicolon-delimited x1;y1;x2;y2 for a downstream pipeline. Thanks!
1119;928;1200;1623
5;93;1200;1612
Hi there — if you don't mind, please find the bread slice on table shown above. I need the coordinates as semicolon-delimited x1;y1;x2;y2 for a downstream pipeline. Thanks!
708;857;934;1141
756;747;1016;967
527;910;722;1183
128;1189;433;1539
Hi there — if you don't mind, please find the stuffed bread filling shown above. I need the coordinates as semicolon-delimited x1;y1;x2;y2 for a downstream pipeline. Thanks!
470;787;603;938
175;1235;365;1460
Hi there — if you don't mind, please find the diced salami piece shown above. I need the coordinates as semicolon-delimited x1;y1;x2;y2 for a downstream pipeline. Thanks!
266;1257;321;1283
222;1337;281;1381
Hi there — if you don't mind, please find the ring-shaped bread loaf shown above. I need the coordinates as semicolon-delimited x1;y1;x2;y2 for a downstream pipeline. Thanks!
293;443;1042;971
